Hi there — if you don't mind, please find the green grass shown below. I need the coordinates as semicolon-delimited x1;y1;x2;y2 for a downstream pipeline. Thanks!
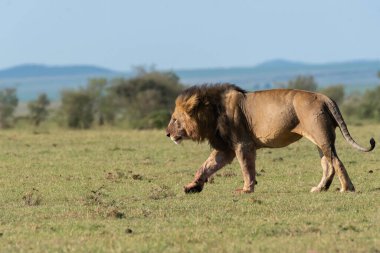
0;125;379;252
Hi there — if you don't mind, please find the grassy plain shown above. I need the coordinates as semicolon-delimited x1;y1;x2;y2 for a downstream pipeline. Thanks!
0;124;379;252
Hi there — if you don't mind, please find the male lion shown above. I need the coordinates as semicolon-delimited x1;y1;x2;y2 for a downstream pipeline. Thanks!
166;84;375;194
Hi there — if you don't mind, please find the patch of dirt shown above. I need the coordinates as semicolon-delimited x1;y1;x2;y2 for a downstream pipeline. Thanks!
107;208;125;219
131;174;143;180
250;197;263;204
84;186;128;219
339;224;361;232
109;146;136;152
105;170;144;181
85;185;107;205
149;185;174;200
221;171;237;177
272;157;284;162
105;170;128;181
22;188;42;206
141;158;152;165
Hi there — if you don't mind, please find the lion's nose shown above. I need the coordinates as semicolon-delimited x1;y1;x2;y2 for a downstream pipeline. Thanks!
166;133;170;137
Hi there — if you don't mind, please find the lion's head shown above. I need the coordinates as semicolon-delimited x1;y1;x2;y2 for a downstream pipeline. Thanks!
165;91;204;144
166;84;246;146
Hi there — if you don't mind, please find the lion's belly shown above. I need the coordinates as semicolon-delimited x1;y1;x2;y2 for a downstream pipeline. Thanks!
254;131;302;148
244;91;302;148
250;114;302;148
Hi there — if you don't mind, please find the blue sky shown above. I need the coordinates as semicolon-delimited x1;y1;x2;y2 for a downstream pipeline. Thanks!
1;0;380;71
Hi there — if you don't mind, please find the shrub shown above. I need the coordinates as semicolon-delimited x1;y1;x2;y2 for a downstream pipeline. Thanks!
59;78;119;128
319;85;345;105
28;93;50;126
287;75;318;91
61;90;94;129
341;92;362;120
86;78;117;125
341;86;380;122
0;88;18;128
130;110;172;129
110;70;183;127
357;86;380;121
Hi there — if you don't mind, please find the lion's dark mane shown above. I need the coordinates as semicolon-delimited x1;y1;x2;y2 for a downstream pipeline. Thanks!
179;83;247;151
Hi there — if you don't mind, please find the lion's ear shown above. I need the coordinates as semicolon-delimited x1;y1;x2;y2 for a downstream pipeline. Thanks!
183;94;199;113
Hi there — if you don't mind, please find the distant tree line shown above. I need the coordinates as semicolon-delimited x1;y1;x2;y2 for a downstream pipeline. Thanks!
1;70;380;129
57;69;183;129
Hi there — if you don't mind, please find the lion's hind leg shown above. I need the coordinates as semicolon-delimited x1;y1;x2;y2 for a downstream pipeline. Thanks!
299;111;355;193
310;148;335;192
331;152;355;192
314;144;355;193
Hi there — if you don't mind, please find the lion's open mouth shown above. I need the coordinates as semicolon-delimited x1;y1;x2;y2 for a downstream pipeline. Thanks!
171;136;183;145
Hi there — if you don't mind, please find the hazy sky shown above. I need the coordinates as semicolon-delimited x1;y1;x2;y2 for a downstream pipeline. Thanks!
1;0;380;71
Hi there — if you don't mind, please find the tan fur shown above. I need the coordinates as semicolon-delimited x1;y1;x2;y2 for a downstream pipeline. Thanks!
166;84;375;193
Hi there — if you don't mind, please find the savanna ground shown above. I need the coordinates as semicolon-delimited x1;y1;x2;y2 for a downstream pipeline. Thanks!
0;124;379;253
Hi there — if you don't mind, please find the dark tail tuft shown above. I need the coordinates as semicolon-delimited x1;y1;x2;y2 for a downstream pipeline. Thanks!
368;137;376;152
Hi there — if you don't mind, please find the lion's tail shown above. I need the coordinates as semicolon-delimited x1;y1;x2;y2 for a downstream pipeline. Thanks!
325;98;375;152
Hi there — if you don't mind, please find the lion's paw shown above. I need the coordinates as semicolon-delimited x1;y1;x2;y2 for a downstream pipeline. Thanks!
184;183;203;194
339;186;355;193
235;188;254;194
310;187;322;193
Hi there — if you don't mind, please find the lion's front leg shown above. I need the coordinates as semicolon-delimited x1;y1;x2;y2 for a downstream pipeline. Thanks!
235;144;256;193
184;149;235;193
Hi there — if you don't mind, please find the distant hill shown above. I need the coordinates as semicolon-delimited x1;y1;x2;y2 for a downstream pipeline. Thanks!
0;64;116;79
252;59;308;71
176;59;380;92
1;60;380;102
0;64;126;101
